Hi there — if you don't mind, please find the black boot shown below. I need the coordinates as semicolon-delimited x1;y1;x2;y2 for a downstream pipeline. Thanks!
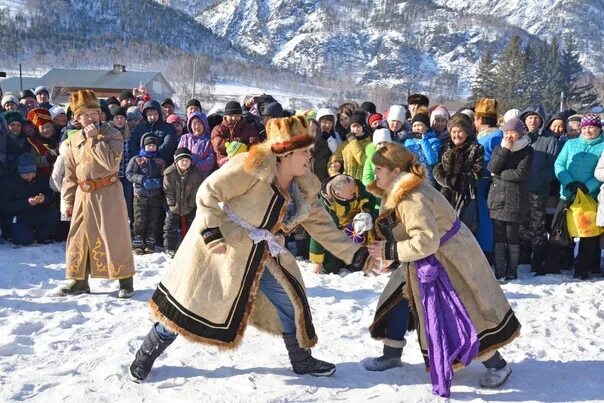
129;325;175;382
295;236;309;260
494;243;507;281
363;344;404;371
118;277;134;299
59;275;90;296
506;244;520;281
283;332;335;377
519;243;532;265
531;245;549;274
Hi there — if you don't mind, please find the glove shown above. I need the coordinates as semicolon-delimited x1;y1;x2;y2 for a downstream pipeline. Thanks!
349;246;369;272
143;177;162;190
566;181;588;195
352;212;373;234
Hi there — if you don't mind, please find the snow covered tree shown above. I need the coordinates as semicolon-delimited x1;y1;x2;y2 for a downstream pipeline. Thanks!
494;36;527;112
470;47;497;101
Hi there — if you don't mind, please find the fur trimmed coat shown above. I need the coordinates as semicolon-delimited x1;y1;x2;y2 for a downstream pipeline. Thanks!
149;150;361;349
366;172;520;368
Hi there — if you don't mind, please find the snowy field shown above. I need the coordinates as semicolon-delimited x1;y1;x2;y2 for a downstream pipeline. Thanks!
0;242;603;403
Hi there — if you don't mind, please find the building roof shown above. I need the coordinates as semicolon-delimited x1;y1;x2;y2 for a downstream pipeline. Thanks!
0;77;42;94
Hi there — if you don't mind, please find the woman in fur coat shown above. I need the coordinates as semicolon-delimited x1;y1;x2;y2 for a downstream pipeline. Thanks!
364;143;520;397
129;116;369;382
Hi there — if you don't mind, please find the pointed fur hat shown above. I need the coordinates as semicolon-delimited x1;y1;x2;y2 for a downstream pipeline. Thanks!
69;90;100;118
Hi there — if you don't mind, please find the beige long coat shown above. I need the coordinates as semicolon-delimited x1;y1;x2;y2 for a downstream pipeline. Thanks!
149;149;361;350
63;123;135;280
367;172;520;368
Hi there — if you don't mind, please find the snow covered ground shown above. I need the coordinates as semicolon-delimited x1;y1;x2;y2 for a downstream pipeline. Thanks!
0;242;603;402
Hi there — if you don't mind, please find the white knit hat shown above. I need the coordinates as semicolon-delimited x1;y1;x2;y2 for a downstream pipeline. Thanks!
372;128;392;145
503;109;521;123
49;105;65;120
430;106;449;126
1;93;19;107
316;107;336;122
387;105;407;123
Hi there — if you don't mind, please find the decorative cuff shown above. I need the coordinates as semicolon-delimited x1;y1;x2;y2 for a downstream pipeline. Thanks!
201;227;224;245
383;242;398;261
309;252;325;264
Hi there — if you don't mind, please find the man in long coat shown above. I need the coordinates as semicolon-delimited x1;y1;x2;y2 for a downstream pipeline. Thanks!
60;90;135;298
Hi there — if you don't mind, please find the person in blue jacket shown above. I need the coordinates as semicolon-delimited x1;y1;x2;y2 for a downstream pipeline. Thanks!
403;112;440;184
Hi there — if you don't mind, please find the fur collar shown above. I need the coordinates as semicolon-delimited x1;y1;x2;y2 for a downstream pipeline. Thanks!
243;143;320;232
367;172;424;211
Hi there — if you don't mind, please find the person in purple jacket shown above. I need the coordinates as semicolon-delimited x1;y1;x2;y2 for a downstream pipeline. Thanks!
178;112;216;179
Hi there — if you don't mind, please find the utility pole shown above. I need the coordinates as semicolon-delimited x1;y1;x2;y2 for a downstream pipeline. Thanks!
19;64;23;91
192;58;197;100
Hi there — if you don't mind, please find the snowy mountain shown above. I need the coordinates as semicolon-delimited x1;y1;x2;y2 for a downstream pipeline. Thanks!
159;0;603;95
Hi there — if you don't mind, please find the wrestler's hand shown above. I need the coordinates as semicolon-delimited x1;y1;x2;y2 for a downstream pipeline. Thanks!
84;123;99;138
310;263;323;274
65;207;73;217
367;241;384;259
211;244;227;254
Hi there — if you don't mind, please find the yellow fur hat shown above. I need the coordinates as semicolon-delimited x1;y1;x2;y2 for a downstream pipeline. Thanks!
475;98;498;120
69;90;100;118
264;115;314;155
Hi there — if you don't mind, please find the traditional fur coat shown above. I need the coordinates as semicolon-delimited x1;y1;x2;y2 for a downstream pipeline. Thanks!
367;172;520;368
149;150;361;349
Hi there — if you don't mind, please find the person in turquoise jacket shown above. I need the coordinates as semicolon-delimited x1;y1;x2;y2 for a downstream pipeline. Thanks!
553;113;604;280
403;113;440;184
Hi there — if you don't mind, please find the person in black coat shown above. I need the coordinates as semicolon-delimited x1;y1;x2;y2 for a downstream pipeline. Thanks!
0;153;59;245
487;118;534;282
433;114;484;235
131;101;178;164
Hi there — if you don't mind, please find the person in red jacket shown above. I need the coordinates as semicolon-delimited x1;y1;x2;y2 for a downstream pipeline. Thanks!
211;101;259;167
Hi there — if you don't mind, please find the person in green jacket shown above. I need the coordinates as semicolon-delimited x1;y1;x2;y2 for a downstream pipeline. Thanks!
363;128;393;213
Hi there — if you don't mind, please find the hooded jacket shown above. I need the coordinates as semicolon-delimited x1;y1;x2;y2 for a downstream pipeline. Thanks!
178;112;216;178
131;100;178;164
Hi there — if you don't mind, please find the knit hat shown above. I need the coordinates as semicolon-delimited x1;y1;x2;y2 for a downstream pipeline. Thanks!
113;107;127;118
1;94;19;107
503;109;521;123
408;93;429;107
387;105;407;123
411;113;430;128
316;107;336;123
161;98;175;107
174;147;193;163
118;90;134;102
20;89;35;100
260;101;284;118
3;111;23;125
372;128;392;145
69;90;100;118
49;105;65;120
224;101;242;115
475;98;498;120
349;111;366;127
107;96;120;106
126;106;143;121
225;141;248;158
141;133;159;147
27;108;53;129
580;113;602;129
447;113;476;137
34;86;49;96
368;113;383;127
17;153;37;174
502;117;525;134
166;114;183;125
359;101;377;115
460;108;475;121
430;106;449;126
185;99;202;110
262;115;314;155
567;114;583;124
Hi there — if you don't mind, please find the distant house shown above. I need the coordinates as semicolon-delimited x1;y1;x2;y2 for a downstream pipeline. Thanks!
0;65;175;104
0;77;42;95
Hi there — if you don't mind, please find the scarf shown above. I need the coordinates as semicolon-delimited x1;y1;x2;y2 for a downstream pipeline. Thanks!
139;149;159;158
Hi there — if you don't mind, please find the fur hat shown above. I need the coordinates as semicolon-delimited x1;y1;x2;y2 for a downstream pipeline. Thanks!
475;98;498;120
27;108;53;129
1;94;19;107
387;105;407;123
373;128;392;145
581;113;602;129
69;90;100;118
407;93;429;107
411;113;430;128
447;113;476;137
174;147;192;162
262;115;314;155
3;111;23;125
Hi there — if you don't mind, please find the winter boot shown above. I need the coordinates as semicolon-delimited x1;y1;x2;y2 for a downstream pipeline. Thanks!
295;235;309;260
519;243;532;265
129;326;174;383
480;352;512;388
165;249;176;259
132;236;145;255
363;344;404;371
506;244;520;281
530;245;547;273
494;243;507;281
144;237;156;254
59;279;90;296
283;332;335;377
118;277;134;299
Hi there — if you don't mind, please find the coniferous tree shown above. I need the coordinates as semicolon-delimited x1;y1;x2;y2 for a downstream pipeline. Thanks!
494;36;526;112
469;47;497;101
522;39;545;107
560;34;599;112
541;37;564;115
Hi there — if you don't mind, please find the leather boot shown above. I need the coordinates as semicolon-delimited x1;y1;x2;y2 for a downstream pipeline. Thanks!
506;244;520;281
494;243;507;280
363;343;404;371
129;325;175;382
283;332;335;377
